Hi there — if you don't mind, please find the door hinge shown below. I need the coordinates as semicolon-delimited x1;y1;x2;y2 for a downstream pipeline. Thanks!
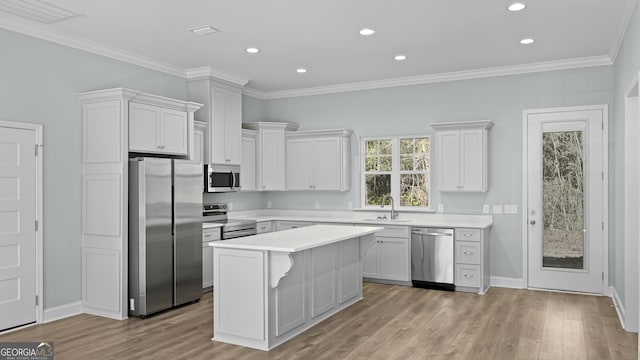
35;145;38;156
602;222;604;231
602;171;604;180
35;295;38;306
35;220;38;231
602;272;604;281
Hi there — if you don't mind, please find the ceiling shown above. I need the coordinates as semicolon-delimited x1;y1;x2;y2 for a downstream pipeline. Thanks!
0;0;635;97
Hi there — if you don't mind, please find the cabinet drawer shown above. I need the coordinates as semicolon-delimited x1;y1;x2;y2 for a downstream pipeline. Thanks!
275;221;313;231
456;241;481;265
376;225;410;238
257;221;272;234
456;264;481;287
455;228;481;242
203;228;221;242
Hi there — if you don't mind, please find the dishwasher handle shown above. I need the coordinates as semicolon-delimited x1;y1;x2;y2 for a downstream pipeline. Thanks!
411;230;453;237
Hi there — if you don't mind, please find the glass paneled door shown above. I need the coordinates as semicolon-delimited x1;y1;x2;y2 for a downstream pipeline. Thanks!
526;107;606;294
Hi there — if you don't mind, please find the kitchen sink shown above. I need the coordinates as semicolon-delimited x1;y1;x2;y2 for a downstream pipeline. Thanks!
362;218;412;223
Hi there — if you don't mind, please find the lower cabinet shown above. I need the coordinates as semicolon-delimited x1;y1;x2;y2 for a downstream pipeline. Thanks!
454;227;490;294
256;221;272;234
360;225;410;282
202;227;221;290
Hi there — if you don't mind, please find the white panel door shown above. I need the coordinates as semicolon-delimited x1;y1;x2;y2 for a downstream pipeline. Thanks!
260;130;284;190
241;135;256;190
129;102;159;152
460;129;484;191
526;107;605;294
312;137;341;190
210;87;228;164
0;126;37;331
159;108;187;155
436;130;460;191
379;237;410;281
226;90;242;165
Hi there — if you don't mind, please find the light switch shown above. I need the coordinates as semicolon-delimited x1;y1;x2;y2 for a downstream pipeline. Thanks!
504;205;518;214
493;205;503;214
267;200;272;209
348;202;353;210
315;201;320;209
438;204;444;212
483;205;489;214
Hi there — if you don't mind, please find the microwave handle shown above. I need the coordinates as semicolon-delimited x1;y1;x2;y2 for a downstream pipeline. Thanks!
231;171;236;190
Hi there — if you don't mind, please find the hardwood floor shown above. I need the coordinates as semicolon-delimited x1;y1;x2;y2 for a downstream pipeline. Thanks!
1;283;636;359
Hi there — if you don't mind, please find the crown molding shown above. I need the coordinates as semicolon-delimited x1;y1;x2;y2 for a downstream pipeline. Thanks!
430;120;493;131
0;14;187;78
255;56;613;100
242;87;268;100
609;0;638;62
185;66;250;87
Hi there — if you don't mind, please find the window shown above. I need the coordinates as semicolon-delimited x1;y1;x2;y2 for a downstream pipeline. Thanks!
361;135;430;209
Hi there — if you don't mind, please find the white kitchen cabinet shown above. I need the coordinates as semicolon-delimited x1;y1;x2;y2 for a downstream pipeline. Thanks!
285;129;352;191
129;102;189;156
361;225;410;282
193;121;207;163
187;76;248;166
256;221;272;234
431;120;493;192
240;129;258;191
454;227;490;294
78;88;201;320
275;220;313;231
202;227;221;290
244;122;299;191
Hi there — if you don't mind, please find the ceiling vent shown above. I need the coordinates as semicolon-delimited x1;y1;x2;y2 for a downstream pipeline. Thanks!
0;0;81;23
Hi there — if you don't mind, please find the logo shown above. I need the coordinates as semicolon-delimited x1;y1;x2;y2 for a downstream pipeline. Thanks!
0;342;54;360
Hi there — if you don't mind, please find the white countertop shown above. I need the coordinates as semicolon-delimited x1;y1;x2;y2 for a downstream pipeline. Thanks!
228;211;493;229
209;224;383;252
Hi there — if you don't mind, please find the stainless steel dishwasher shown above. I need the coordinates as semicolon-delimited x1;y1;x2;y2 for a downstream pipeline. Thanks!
411;227;455;291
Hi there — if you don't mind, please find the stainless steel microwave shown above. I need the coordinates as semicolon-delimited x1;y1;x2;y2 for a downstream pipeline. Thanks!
204;164;240;192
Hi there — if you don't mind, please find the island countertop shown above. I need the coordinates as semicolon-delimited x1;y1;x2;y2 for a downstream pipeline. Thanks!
209;224;383;252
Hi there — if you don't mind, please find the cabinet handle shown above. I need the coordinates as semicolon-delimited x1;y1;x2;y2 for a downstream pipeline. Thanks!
262;185;266;189
157;145;165;149
464;274;474;278
463;233;472;237
309;185;313;189
463;251;473;255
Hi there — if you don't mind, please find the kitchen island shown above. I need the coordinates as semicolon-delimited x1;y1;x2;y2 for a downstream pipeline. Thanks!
209;224;383;351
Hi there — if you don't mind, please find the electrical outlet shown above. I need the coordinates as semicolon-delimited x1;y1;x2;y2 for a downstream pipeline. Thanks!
504;205;518;214
493;205;503;214
437;204;444;212
315;201;320;209
348;202;353;210
266;200;272;209
228;202;233;211
483;204;489;214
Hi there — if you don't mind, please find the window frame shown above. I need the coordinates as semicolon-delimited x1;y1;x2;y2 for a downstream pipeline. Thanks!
360;134;431;211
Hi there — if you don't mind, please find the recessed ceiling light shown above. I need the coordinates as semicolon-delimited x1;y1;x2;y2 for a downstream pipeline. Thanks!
359;28;375;36
189;25;219;36
246;47;260;54
296;68;307;74
507;2;526;11
394;55;407;61
520;38;535;45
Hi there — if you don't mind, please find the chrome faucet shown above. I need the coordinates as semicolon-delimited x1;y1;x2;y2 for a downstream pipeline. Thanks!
380;194;398;220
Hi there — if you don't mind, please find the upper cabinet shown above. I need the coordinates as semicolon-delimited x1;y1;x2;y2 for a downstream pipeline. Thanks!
240;129;258;191
193;121;208;163
285;129;352;191
187;74;248;165
243;122;299;191
431;120;493;192
129;102;191;156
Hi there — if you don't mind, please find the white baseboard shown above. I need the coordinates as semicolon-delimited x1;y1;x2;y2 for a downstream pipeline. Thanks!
491;276;524;289
42;301;83;323
610;286;627;330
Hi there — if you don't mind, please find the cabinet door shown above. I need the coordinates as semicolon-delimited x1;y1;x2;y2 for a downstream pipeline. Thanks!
202;243;213;289
159;108;188;155
361;240;380;278
312;137;342;190
260;130;285;190
460;129;485;191
129;102;160;152
210;87;228;164
379;237;410;281
225;90;242;165
437;130;461;191
286;138;312;190
241;136;256;191
193;127;205;163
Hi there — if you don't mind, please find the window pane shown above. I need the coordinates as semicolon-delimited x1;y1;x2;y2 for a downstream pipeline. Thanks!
400;138;414;154
415;155;428;171
415;138;429;153
365;156;378;172
365;140;378;155
379;155;392;172
365;174;391;206
379;140;392;155
400;155;413;171
400;174;428;207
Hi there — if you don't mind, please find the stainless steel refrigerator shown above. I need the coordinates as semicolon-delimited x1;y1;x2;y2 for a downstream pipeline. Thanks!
128;157;203;317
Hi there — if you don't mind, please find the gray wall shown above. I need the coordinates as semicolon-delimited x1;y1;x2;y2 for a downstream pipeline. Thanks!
0;29;188;308
612;3;640;301
252;68;613;281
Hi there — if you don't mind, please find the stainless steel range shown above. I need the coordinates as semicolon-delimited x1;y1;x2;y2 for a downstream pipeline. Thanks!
203;203;257;239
